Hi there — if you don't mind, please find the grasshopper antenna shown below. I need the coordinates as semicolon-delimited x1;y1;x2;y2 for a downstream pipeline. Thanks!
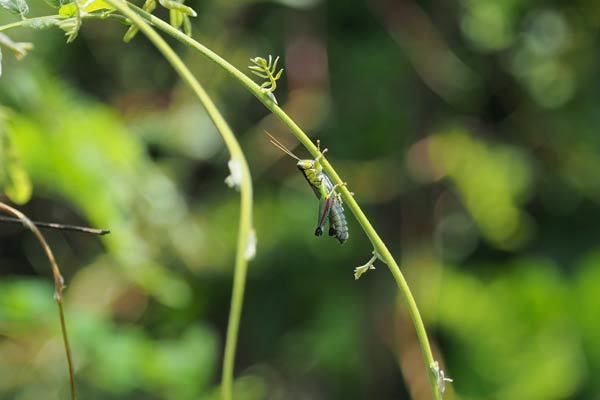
265;131;300;161
0;216;110;235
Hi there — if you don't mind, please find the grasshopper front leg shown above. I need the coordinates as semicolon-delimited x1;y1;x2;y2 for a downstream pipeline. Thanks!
326;181;347;198
314;139;328;164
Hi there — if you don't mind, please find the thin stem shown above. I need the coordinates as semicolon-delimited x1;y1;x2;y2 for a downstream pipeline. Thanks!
0;202;76;400
0;13;128;34
100;2;253;400
0;215;110;235
126;7;441;399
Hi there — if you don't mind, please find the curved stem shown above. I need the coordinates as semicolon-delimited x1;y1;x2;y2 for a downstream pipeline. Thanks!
1;6;441;398
0;202;76;400
100;2;253;400
127;6;441;399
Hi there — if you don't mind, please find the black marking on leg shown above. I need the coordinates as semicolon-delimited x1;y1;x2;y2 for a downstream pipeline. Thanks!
315;226;323;236
328;226;337;236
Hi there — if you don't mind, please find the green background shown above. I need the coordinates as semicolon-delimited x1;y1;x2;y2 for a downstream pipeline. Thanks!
1;0;599;399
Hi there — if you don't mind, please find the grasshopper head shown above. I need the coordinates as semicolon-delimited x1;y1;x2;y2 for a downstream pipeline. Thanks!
297;159;320;172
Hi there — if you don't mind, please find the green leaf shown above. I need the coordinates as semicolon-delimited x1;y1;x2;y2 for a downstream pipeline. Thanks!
158;0;196;17
0;131;32;205
169;8;182;29
4;156;32;204
122;0;156;43
182;15;191;36
0;0;28;16
249;55;284;94
58;2;77;15
122;25;139;43
58;0;114;17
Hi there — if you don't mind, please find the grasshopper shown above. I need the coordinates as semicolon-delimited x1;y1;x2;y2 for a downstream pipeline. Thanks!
267;133;349;244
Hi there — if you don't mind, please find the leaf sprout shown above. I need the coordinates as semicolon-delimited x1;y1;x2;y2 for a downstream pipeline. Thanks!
249;55;284;103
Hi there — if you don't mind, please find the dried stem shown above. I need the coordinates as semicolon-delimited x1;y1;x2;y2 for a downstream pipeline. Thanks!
0;215;110;235
0;202;76;400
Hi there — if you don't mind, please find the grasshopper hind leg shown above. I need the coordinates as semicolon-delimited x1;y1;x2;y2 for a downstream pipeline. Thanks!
314;180;332;238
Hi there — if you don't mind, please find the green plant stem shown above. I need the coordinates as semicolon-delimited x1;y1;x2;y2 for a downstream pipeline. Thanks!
97;2;254;400
0;15;57;32
126;6;441;399
0;202;76;400
0;13;128;33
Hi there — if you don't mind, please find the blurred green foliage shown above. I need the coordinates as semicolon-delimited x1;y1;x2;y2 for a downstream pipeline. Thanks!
1;0;600;399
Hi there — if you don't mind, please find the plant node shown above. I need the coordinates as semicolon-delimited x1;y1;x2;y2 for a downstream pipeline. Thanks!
354;251;379;280
431;361;453;397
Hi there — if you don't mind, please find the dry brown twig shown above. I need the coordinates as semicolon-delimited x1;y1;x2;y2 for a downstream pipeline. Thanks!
0;201;77;400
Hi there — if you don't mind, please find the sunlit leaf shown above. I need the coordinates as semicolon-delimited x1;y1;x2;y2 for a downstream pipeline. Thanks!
4;159;32;204
58;0;114;16
182;14;191;36
4;69;191;306
158;0;196;16
0;131;32;204
122;0;156;43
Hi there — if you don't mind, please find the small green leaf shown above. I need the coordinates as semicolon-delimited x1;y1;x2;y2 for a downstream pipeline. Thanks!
0;0;29;16
5;158;32;204
58;0;114;17
144;0;157;11
58;2;76;15
0;131;32;205
159;0;196;17
122;25;139;43
169;8;182;29
122;0;156;43
271;56;279;71
248;55;284;94
182;15;191;36
250;71;268;79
